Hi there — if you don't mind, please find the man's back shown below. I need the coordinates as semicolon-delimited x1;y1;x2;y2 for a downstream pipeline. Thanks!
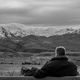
33;56;78;78
48;57;78;77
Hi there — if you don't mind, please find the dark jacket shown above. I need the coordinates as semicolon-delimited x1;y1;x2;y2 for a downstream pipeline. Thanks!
33;56;78;78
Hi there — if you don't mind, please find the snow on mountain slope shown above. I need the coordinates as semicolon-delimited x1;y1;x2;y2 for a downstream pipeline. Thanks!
0;23;58;37
0;23;80;38
55;28;76;35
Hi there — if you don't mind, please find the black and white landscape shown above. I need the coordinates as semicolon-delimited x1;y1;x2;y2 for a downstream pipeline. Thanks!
0;0;80;78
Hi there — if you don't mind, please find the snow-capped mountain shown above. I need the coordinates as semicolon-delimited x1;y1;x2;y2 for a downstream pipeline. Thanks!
0;23;80;54
0;23;80;38
0;23;58;37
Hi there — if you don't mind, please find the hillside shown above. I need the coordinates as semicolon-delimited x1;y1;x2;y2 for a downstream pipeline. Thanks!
0;33;80;53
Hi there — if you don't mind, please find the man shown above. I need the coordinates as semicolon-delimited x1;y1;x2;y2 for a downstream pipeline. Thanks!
21;46;78;78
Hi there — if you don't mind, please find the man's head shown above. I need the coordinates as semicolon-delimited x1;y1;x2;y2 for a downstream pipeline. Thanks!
55;46;66;57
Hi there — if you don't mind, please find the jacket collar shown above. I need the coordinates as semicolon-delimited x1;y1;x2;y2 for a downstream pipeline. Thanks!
51;56;68;61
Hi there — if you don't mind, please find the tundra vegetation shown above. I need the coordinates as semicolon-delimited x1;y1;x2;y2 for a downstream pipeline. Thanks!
0;52;80;76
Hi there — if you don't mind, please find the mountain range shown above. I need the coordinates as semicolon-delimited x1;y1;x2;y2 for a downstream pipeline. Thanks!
0;23;80;37
0;23;80;56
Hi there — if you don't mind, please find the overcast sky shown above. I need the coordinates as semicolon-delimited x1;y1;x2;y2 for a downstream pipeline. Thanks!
0;0;80;26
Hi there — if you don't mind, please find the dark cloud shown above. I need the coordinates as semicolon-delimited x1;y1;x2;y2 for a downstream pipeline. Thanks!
0;0;80;26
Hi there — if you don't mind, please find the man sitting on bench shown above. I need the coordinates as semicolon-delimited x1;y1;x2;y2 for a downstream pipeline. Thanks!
21;46;78;78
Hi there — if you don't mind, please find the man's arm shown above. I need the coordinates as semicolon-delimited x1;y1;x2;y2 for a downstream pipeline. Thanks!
32;61;52;78
33;68;48;79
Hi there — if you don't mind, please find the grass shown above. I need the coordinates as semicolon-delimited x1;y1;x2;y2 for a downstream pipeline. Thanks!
0;71;21;76
0;52;79;76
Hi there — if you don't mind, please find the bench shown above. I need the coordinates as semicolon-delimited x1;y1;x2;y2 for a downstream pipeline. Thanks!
0;76;79;80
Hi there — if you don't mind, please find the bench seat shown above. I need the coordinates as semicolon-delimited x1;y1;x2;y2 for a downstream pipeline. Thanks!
0;76;79;80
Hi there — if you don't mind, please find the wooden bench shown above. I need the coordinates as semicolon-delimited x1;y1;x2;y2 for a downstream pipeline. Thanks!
0;76;79;80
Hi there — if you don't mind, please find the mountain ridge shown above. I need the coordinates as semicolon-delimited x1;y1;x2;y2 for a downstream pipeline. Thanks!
0;23;79;56
0;23;80;37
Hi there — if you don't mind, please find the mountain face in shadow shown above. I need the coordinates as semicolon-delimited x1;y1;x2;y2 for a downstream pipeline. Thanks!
0;33;80;53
